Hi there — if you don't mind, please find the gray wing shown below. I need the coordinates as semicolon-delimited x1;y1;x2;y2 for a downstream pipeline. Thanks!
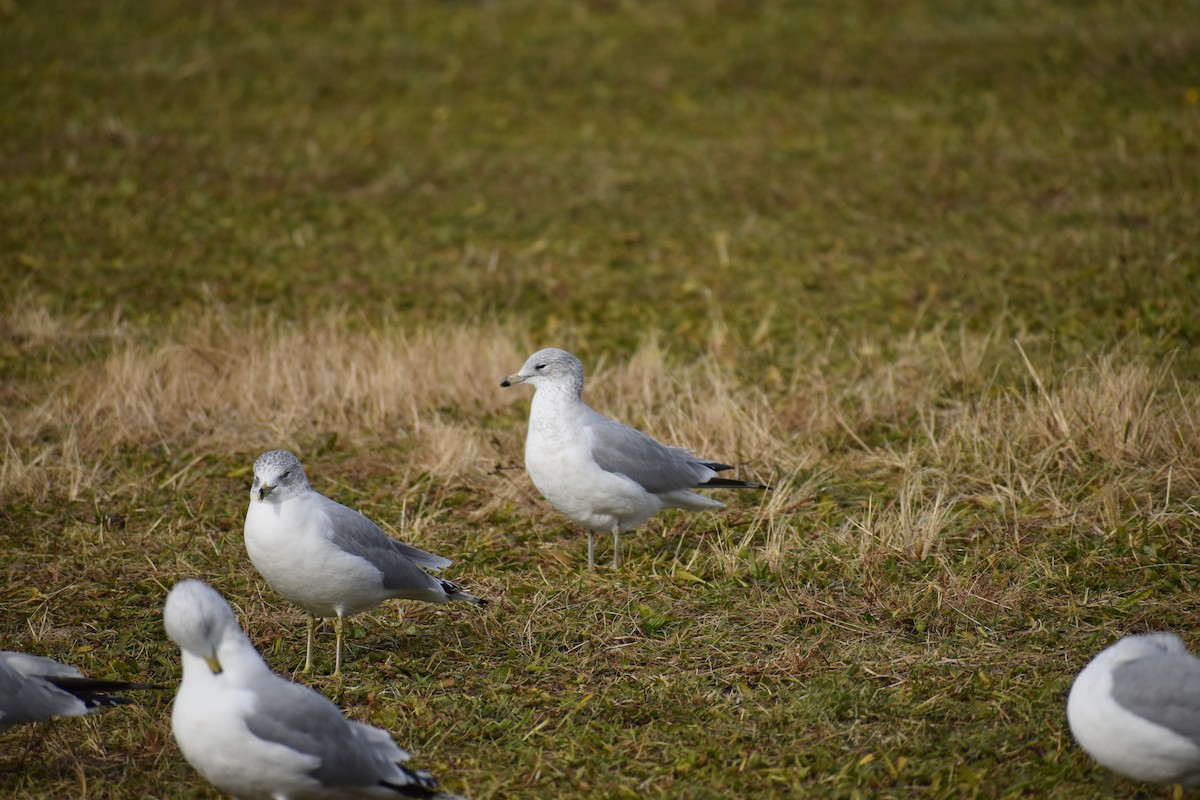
242;676;410;789
0;651;84;680
1111;654;1200;744
0;658;86;730
318;500;455;595
586;410;716;494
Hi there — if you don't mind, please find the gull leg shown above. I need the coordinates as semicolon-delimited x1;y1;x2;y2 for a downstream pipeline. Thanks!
302;614;315;674
334;611;345;676
587;531;596;571
612;525;621;569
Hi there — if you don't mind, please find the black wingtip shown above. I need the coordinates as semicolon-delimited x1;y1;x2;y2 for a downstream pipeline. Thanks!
47;676;164;694
704;463;771;491
380;764;443;797
87;695;135;709
439;579;488;607
43;676;163;710
701;477;771;491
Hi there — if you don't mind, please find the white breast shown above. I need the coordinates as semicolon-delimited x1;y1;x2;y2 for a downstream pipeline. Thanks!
524;393;662;533
243;494;388;617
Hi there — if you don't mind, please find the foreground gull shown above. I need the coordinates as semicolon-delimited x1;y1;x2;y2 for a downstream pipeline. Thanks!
0;650;157;732
501;347;768;569
244;449;486;675
1067;632;1200;786
165;579;461;799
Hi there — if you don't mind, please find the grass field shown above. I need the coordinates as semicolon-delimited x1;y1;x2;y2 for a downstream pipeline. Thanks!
2;0;1199;797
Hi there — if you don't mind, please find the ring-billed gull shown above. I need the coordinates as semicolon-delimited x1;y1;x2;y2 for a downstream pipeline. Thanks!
0;650;157;732
1067;632;1200;786
244;450;487;675
501;348;769;569
164;579;463;799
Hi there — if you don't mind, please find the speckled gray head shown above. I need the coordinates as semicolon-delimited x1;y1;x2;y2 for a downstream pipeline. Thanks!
1107;632;1190;664
500;348;585;396
250;450;310;504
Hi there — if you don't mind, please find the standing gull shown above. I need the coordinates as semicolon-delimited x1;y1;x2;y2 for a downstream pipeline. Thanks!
501;347;768;569
164;579;462;799
0;651;157;732
244;449;486;675
1067;632;1200;786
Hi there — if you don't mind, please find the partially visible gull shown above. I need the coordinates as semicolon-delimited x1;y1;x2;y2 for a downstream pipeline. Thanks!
243;449;486;675
501;347;768;569
0;650;157;732
1067;632;1200;786
164;579;463;800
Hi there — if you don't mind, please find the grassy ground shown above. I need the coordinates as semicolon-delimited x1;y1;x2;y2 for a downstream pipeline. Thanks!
2;0;1199;797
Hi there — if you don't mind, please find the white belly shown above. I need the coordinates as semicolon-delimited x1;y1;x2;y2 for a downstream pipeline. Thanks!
524;412;662;533
244;496;387;618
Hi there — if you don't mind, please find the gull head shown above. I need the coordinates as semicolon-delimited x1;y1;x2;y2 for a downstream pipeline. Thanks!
164;580;242;676
1093;632;1191;668
250;449;310;504
501;348;585;394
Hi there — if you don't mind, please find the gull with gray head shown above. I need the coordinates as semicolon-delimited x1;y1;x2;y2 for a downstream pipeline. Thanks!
1068;632;1200;786
164;579;462;799
501;347;768;569
0;651;158;732
244;449;486;675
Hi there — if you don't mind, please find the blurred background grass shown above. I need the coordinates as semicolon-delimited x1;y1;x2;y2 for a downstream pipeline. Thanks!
4;0;1196;360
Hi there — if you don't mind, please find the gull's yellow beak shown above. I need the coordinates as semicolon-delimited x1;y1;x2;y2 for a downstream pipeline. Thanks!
205;654;223;675
257;483;273;502
500;372;527;387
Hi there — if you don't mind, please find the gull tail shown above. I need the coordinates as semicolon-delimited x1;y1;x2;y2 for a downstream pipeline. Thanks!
438;579;488;607
46;676;163;709
393;541;453;571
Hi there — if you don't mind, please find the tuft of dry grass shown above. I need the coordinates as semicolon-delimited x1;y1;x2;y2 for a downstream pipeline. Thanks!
842;475;956;561
2;310;517;499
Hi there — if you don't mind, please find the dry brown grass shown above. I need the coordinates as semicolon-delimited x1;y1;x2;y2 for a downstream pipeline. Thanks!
3;308;519;499
842;475;956;561
0;304;788;505
4;301;1195;574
